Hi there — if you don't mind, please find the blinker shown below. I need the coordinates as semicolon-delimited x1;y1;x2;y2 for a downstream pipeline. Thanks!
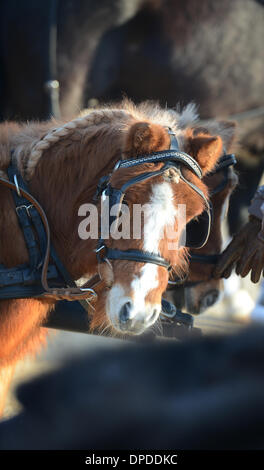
185;205;213;249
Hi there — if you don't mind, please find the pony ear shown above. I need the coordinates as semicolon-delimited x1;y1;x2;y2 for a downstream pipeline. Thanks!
193;120;237;151
186;132;223;175
188;120;237;174
124;122;170;157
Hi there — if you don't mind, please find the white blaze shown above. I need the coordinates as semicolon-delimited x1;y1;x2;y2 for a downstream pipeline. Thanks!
106;181;178;326
130;182;177;313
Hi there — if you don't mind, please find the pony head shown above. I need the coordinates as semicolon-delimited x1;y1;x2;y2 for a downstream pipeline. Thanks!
97;114;225;334
17;102;227;335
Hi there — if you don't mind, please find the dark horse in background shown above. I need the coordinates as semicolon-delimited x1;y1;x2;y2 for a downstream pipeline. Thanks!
0;0;146;121
0;0;263;234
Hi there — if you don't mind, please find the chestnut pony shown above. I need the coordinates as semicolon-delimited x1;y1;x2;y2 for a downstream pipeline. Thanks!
165;120;238;315
0;101;225;415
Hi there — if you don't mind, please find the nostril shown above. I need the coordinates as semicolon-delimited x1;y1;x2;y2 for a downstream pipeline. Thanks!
119;301;132;324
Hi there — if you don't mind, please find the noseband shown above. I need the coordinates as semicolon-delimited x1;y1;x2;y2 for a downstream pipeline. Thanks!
94;129;211;271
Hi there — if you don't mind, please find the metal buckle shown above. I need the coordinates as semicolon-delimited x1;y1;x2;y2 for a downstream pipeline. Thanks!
113;160;121;171
15;204;33;218
95;242;107;263
101;189;107;201
95;244;106;254
79;287;97;300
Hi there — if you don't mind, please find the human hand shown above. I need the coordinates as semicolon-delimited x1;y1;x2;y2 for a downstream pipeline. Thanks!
213;216;264;283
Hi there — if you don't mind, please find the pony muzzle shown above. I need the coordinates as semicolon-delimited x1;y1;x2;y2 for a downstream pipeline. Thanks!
106;285;161;335
118;301;160;334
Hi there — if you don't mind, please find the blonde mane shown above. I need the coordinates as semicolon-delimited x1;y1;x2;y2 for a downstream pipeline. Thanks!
0;100;198;180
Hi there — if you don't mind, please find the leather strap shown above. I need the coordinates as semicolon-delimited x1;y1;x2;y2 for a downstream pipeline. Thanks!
212;154;236;173
115;149;203;179
7;166;41;269
190;253;220;264
168;153;237;275
0;172;99;301
103;248;171;269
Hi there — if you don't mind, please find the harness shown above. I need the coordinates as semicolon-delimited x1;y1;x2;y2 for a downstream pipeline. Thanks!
160;152;236;331
94;129;211;271
189;152;236;267
0;163;97;305
0;129;210;304
167;152;236;289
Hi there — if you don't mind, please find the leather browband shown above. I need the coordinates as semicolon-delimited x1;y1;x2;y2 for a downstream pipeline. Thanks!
114;149;203;179
96;245;171;270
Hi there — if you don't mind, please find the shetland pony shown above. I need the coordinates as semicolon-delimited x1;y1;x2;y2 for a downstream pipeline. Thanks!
0;101;226;415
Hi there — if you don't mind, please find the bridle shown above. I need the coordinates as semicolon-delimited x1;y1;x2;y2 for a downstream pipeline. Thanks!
93;129;211;272
0;128;211;303
160;151;236;331
190;152;237;266
167;151;237;288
